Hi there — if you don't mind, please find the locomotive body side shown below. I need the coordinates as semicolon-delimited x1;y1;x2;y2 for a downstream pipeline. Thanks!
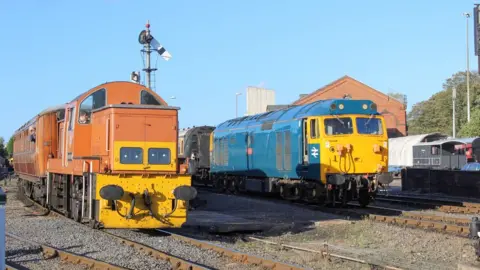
15;81;196;229
13;107;61;180
210;99;391;206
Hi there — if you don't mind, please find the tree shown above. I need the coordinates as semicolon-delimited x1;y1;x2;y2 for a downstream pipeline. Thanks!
6;136;13;158
407;71;480;136
458;108;480;137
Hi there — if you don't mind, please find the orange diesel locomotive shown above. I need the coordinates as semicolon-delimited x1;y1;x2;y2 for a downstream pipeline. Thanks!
13;81;197;229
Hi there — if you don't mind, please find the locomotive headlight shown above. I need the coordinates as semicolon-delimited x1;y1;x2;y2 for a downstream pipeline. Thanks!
325;141;330;148
362;104;368;110
383;141;387;148
99;185;125;201
338;104;344;110
173;185;198;201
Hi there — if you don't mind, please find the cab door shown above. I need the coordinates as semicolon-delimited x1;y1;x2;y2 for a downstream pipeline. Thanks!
303;117;321;181
63;103;76;167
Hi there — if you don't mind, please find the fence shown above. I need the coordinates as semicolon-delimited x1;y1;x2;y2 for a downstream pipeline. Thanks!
401;167;480;197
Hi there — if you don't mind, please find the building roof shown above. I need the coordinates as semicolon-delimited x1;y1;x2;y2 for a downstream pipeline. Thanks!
292;75;405;107
215;98;380;131
388;132;448;167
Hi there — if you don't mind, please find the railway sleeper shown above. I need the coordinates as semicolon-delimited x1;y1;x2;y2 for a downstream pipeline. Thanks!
370;214;471;237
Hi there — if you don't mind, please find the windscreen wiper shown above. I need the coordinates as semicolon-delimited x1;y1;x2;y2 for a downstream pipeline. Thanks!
333;114;344;125
365;114;375;126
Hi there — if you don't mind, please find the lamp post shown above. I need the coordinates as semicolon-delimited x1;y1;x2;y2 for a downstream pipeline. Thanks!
235;92;242;118
464;12;471;122
453;87;457;138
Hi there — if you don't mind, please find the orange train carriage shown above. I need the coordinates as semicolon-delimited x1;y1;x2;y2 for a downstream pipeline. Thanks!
13;81;197;229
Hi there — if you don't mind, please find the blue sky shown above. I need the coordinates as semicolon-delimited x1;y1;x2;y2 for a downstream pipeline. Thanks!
0;1;477;140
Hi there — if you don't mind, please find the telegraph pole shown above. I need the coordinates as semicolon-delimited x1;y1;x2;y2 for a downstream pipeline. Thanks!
464;12;471;122
475;5;480;74
453;87;457;138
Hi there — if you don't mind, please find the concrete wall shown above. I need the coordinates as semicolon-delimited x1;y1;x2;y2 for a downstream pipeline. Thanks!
246;87;276;116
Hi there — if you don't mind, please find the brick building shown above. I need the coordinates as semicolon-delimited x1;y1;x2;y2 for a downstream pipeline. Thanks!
292;75;407;138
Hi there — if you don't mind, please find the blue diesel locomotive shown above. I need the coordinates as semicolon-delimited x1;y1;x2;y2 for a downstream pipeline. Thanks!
209;99;393;206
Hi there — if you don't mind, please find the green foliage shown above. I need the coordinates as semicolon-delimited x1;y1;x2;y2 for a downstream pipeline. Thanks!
458;109;480;137
407;71;480;136
6;137;13;158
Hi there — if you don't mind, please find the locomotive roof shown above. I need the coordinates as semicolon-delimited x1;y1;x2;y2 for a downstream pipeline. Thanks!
215;99;379;129
179;125;215;138
414;138;476;147
15;103;66;133
69;81;167;105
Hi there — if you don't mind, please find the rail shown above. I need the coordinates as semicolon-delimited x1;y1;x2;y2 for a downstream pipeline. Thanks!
101;231;209;270
157;229;307;270
5;232;127;270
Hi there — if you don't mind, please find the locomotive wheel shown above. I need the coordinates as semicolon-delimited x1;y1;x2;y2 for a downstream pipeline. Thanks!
213;176;226;192
227;178;238;194
340;187;348;208
358;188;370;207
358;178;370;207
325;186;332;207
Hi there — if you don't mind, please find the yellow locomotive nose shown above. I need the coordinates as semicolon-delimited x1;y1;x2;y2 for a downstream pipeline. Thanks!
336;144;344;155
376;163;384;173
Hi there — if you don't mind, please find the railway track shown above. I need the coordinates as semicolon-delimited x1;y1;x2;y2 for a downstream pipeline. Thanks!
19;188;307;270
374;194;480;209
6;231;127;270
156;229;304;270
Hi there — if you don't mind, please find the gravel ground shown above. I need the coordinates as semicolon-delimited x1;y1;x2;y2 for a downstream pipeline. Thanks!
6;234;88;270
105;229;267;270
185;188;480;270
4;178;171;270
192;219;480;270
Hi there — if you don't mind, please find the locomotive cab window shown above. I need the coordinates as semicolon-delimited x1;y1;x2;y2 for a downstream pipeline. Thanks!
310;119;318;138
324;117;353;135
148;148;171;164
140;90;161;105
356;117;384;135
120;147;143;164
78;88;106;124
